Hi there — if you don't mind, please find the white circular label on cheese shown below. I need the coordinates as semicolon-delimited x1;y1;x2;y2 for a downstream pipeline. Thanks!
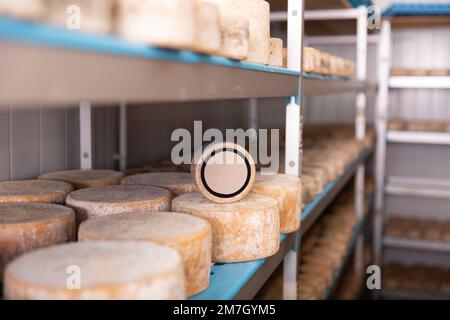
203;150;248;196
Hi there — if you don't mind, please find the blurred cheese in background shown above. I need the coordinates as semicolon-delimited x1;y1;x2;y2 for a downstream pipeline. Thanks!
115;0;196;50
269;38;283;68
46;0;113;34
205;0;249;60
0;0;45;21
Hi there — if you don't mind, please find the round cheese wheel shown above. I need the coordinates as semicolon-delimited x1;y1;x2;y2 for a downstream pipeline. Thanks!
302;174;320;203
232;0;270;65
192;142;256;204
172;192;279;262
0;180;73;204
122;172;196;197
78;212;211;296
268;38;283;67
0;203;76;277
252;173;302;234
205;0;249;60
4;241;185;300
192;1;221;54
116;0;196;50
46;0;113;34
303;166;328;189
303;47;320;73
39;169;124;190
0;0;45;21
66;185;171;223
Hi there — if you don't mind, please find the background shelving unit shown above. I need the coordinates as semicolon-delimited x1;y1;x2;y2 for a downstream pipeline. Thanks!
271;2;371;299
374;6;450;299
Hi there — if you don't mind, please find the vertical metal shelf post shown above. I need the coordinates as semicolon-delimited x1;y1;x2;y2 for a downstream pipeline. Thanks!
353;6;368;278
119;102;128;172
283;0;304;300
79;101;93;170
374;20;391;266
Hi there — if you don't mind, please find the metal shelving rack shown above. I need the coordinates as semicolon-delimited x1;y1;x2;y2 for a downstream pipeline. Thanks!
0;0;372;301
271;4;370;299
374;17;450;269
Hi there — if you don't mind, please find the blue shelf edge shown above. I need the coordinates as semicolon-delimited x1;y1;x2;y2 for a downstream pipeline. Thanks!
0;16;362;83
383;3;450;17
0;15;299;77
190;234;288;300
303;72;357;82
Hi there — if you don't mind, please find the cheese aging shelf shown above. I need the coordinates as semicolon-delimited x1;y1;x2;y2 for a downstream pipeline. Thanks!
0;15;299;107
191;146;373;300
0;0;374;301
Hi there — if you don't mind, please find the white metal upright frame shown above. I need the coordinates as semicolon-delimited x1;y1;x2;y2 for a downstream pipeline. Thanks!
283;0;304;300
272;4;370;298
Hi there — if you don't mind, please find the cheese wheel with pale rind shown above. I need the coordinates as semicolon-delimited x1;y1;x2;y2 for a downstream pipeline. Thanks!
122;172;196;197
4;241;185;300
172;192;279;262
192;1;221;54
268;38;283;67
39;169;124;190
0;203;76;277
252;173;302;234
79;212;211;296
66;185;171;223
116;0;196;50
0;0;45;21
232;0;270;65
205;0;249;60
0;180;73;204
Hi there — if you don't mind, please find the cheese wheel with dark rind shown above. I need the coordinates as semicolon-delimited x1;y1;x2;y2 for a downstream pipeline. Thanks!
0;203;76;277
0;180;73;204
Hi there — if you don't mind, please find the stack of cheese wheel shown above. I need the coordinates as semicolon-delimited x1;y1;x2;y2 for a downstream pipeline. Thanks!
116;0;196;51
38;169;124;190
303;47;320;73
302;167;327;193
232;0;270;64
172;192;279;262
192;142;256;204
79;212;212;296
66;185;171;223
193;0;221;54
251;173;302;234
0;180;73;204
122;172;197;197
4;241;185;299
268;38;283;67
0;0;45;21
302;175;319;203
0;203;76;278
46;0;113;34
205;0;249;60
